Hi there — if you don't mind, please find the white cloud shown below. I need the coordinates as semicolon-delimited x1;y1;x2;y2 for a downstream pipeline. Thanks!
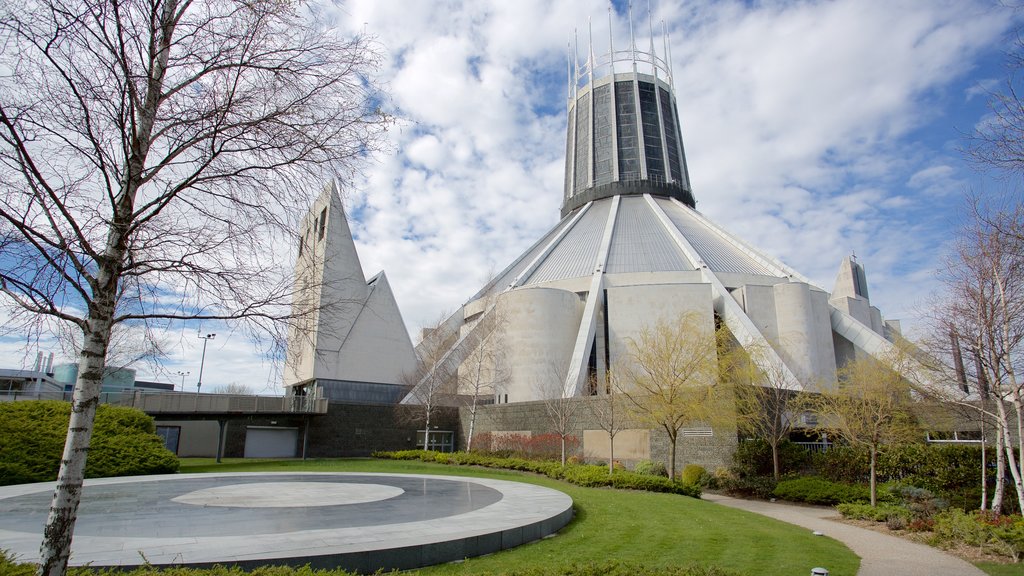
2;0;1018;388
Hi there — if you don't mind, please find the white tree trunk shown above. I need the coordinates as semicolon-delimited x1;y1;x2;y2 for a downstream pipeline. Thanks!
37;319;113;576
993;417;1006;512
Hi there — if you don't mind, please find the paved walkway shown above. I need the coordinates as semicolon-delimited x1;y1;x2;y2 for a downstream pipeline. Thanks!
702;493;985;576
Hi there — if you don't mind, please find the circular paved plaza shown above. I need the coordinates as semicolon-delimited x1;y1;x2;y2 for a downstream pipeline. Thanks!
0;472;574;572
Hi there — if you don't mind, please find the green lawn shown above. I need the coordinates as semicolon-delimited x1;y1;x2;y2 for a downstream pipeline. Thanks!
179;458;859;576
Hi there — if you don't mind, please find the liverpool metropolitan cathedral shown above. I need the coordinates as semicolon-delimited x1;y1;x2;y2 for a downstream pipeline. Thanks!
283;25;911;464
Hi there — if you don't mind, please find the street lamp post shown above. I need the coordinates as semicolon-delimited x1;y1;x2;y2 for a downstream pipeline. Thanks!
175;370;190;392
196;333;216;394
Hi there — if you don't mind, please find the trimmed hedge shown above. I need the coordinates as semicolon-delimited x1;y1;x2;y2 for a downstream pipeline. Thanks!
814;443;991;511
373;450;702;498
772;476;870;505
0;400;179;485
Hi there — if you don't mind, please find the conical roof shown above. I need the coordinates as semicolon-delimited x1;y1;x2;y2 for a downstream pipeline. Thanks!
401;25;912;405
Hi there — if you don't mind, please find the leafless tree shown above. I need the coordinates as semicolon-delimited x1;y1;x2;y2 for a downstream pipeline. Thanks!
459;299;509;452
210;383;254;395
930;199;1024;512
724;341;802;481
0;1;390;573
403;315;460;445
964;31;1024;176
587;369;628;474
535;363;581;467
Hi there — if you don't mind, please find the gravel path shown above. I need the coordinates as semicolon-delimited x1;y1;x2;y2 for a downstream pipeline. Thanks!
702;493;986;576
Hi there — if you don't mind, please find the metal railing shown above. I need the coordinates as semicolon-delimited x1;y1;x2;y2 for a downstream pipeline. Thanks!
0;391;128;404
792;441;831;453
0;390;327;415
119;391;328;415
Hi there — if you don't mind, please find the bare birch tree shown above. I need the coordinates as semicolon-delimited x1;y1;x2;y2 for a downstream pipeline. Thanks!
459;299;508;452
932;200;1024;513
620;312;724;482
0;1;390;574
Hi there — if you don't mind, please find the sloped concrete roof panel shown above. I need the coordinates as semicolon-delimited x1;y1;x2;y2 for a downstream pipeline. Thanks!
606;196;695;274
525;200;611;285
655;198;773;275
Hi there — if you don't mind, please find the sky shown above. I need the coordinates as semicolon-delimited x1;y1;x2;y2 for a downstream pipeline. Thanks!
0;0;1019;394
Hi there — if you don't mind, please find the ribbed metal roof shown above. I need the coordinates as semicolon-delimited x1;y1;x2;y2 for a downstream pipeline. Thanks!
484;195;781;289
524;200;611;285
481;215;576;294
606;197;694;274
655;198;774;276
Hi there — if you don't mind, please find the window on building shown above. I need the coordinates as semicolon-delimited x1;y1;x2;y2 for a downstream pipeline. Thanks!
317;207;327;240
156;426;181;454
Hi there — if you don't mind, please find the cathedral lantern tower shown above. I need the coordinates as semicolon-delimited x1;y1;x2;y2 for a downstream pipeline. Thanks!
562;13;694;217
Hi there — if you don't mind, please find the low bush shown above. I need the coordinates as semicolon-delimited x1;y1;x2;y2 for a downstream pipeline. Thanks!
611;472;702;497
731;439;812;477
634;459;667;477
836;502;912;523
772;476;869;505
373;451;701;498
681;464;709;487
716;472;777;500
931;509;1024;561
561;465;612;487
0;401;178;485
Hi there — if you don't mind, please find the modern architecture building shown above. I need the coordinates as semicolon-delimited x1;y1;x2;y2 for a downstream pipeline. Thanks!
284;182;418;404
400;23;908;406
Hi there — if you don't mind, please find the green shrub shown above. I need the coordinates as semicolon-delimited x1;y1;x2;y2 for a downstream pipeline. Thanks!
837;502;911;523
813;443;992;511
732;439;812;477
717;473;777;499
561;464;612;487
0;401;178;485
772;476;869;505
610;472;702;497
634;459;668;477
927;509;1024;560
373;451;701;499
681;464;709;487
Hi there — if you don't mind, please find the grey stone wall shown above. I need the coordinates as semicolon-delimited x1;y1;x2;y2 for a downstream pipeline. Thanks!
304;403;460;457
459;396;737;474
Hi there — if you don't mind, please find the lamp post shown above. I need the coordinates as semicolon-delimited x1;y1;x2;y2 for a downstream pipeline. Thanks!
175;370;190;392
196;333;216;394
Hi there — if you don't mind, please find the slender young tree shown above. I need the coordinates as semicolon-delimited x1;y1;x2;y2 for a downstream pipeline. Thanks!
460;298;508;452
587;369;628;474
0;1;389;574
403;315;460;446
811;351;921;507
536;364;581;467
619;312;725;481
724;342;802;480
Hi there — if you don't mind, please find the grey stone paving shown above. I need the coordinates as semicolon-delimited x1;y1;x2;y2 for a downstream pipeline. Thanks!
0;472;573;572
703;493;986;576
